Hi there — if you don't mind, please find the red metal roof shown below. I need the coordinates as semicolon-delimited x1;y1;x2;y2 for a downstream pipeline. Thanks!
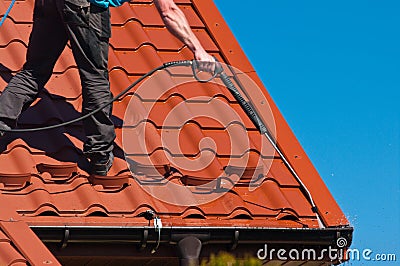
0;204;59;265
0;0;350;263
0;228;27;266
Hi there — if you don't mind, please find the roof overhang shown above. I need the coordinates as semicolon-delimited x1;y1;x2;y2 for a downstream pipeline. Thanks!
31;225;353;263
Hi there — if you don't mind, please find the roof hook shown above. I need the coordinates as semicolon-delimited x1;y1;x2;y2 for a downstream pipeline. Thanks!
151;216;162;254
139;210;162;253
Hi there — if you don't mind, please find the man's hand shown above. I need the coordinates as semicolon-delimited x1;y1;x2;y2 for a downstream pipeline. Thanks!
194;50;216;73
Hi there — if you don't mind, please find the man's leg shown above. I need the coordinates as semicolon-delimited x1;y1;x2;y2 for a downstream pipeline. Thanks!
62;2;115;175
0;0;68;130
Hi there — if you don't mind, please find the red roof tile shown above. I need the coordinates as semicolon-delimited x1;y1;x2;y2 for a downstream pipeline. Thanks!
0;229;27;266
0;204;59;265
0;0;351;262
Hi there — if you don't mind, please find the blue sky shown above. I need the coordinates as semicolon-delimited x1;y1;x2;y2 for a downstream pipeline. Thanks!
214;0;399;264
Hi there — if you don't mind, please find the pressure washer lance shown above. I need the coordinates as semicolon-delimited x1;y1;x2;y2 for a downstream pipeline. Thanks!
0;59;325;228
209;59;326;229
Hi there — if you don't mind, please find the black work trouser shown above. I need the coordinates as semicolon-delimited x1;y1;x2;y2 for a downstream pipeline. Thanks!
0;0;115;161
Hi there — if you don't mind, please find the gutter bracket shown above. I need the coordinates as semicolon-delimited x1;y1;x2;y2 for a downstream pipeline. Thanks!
139;228;149;251
60;227;70;249
230;230;239;250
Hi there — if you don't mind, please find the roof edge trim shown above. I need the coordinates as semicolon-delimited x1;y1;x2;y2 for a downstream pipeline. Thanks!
191;0;349;227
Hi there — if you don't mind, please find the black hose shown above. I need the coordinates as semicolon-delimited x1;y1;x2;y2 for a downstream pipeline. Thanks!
214;60;326;228
1;60;192;133
1;58;326;228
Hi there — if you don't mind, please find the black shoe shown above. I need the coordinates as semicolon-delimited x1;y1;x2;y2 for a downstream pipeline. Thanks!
0;121;11;137
90;152;114;176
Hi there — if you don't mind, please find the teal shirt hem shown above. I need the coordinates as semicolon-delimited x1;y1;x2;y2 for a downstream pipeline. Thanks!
89;0;130;8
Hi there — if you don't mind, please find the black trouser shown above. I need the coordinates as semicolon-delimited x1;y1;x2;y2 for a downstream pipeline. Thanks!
0;0;115;161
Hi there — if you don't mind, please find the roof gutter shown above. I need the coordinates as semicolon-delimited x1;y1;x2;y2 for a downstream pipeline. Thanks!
31;225;353;248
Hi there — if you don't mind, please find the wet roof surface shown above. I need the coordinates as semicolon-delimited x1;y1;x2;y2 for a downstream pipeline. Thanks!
0;0;349;264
